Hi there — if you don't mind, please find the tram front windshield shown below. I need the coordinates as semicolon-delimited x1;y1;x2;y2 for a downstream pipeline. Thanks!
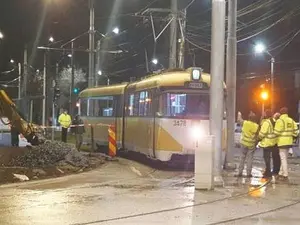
159;92;210;118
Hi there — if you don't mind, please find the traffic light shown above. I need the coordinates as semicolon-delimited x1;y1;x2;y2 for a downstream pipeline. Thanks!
260;90;269;101
54;87;60;100
73;88;79;94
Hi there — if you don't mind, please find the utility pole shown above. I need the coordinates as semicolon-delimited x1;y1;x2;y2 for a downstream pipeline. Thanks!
18;63;21;100
52;63;58;141
23;46;28;118
169;0;178;69
70;41;75;116
145;49;149;73
178;9;186;69
225;0;237;169
210;0;226;183
95;40;101;86
271;57;275;113
88;0;95;88
42;52;47;127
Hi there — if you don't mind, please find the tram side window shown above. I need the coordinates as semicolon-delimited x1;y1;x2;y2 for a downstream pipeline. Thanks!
80;98;88;116
128;93;139;116
139;91;152;116
92;96;114;117
160;93;209;117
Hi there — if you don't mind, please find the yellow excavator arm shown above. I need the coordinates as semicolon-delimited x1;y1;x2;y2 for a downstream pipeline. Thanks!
0;90;45;145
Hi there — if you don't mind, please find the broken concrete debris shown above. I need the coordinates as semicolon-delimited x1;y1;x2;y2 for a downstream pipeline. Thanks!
9;141;89;168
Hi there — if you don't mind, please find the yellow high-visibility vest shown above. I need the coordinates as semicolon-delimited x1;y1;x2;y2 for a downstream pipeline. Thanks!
240;120;259;148
258;119;277;148
58;113;71;128
274;114;298;147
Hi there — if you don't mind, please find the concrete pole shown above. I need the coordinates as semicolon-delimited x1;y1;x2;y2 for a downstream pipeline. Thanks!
70;41;75;116
42;52;47;127
95;40;101;86
225;0;237;169
88;0;95;87
169;0;178;69
178;9;186;69
210;0;226;183
271;57;275;113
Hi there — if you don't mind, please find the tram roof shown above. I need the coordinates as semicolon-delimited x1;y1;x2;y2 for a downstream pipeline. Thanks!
127;69;211;91
79;83;128;98
79;68;226;97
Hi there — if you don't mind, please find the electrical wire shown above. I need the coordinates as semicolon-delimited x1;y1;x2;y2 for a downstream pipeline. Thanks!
274;28;300;56
237;7;300;43
186;38;210;52
184;0;196;10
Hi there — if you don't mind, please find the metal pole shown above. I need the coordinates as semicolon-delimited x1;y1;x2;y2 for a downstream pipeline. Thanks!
178;9;186;69
107;77;110;86
225;0;237;169
209;0;226;183
18;63;21;100
23;46;28;96
88;0;95;87
271;57;275;113
30;100;33;123
145;49;149;73
95;39;101;86
42;52;47;127
262;102;265;118
22;46;28;118
70;41;75;116
169;0;178;69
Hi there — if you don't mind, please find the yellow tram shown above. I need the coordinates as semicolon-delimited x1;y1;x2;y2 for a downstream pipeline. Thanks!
78;68;226;161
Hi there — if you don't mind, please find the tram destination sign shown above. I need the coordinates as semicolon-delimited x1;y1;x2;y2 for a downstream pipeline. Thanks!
185;81;208;89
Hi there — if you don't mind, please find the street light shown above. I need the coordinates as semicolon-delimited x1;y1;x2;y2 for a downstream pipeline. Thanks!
0;31;3;39
49;36;54;43
254;43;266;54
68;54;72;58
10;59;15;64
97;70;102;76
152;58;158;65
112;27;119;35
254;42;275;113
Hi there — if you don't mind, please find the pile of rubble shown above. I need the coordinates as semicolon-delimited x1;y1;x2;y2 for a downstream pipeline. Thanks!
10;141;89;168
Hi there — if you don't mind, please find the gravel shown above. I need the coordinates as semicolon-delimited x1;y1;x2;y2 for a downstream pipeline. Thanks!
10;141;90;168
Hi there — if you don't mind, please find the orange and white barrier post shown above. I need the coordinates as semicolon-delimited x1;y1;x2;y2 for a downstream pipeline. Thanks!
108;125;117;157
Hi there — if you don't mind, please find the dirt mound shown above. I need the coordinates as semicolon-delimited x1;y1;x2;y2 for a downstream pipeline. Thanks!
9;141;89;168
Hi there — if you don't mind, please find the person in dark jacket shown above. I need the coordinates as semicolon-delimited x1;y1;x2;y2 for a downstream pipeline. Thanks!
72;115;85;150
10;124;19;147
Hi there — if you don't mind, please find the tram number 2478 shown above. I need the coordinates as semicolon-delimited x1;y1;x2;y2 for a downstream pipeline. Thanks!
173;120;186;127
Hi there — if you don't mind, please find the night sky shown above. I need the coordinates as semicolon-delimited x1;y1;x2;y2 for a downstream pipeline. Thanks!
0;0;300;118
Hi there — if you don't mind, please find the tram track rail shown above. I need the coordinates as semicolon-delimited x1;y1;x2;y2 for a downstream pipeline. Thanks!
72;179;272;225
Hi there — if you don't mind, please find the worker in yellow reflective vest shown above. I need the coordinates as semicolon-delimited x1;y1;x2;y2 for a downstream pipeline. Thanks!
58;109;72;143
236;112;259;177
258;109;280;178
274;107;299;181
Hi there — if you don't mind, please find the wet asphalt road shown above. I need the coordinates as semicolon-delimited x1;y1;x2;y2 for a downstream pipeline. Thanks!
1;149;300;225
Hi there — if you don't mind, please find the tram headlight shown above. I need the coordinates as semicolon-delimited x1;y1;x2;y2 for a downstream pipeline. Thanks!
191;126;204;139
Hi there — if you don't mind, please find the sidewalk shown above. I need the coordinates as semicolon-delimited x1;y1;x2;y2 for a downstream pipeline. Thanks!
222;146;300;187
